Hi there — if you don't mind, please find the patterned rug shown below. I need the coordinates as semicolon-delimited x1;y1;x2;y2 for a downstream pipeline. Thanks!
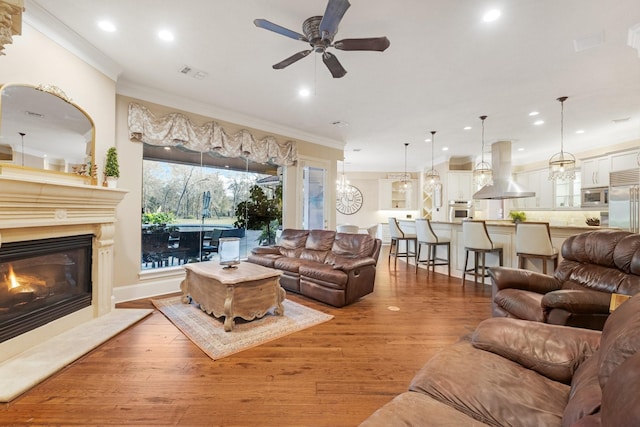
152;296;333;360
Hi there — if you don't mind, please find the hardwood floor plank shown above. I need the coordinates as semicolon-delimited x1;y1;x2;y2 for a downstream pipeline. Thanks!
0;251;493;425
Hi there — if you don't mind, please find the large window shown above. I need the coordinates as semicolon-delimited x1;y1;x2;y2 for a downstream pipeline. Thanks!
141;145;281;270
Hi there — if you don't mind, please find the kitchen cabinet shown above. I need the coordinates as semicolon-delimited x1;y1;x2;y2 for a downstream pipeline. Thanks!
378;178;418;209
611;150;640;172
511;169;553;209
447;171;474;201
581;156;610;188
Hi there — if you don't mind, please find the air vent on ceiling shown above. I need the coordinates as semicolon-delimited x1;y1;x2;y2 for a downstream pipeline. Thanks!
178;65;208;80
25;111;44;118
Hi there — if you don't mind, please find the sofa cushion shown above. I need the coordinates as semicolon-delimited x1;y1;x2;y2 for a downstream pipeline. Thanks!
410;337;570;427
562;353;602;427
300;230;335;263
325;233;374;263
597;292;640;388
472;318;600;384
358;391;489;427
273;257;319;274
247;253;281;268
299;263;348;288
277;229;309;258
493;289;545;322
600;351;640;426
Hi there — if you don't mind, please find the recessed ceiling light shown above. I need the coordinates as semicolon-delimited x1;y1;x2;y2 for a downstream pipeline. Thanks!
534;120;545;126
483;9;501;22
442;147;449;151
158;29;174;42
517;147;525;152
576;129;585;134
463;126;472;130
529;111;539;116
98;20;116;32
424;138;431;142
299;88;311;97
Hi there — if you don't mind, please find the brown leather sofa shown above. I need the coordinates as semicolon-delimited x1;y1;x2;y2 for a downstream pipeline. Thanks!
490;229;640;330
360;291;640;426
247;229;381;307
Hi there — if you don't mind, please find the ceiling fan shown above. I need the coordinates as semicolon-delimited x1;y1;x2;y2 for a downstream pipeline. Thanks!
253;0;390;78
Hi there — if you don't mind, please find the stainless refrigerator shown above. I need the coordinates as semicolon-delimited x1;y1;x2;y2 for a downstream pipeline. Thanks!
609;169;640;232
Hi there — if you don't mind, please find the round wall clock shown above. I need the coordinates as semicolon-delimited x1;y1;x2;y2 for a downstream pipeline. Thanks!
336;185;364;215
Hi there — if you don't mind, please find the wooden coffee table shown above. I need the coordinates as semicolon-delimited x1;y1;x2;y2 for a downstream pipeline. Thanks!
180;261;284;331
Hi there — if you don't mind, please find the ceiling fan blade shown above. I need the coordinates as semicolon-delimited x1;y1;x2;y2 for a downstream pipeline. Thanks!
319;0;350;40
253;19;308;42
322;52;347;78
273;50;313;69
334;36;390;52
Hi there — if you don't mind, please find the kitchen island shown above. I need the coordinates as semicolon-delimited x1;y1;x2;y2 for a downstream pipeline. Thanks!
383;219;610;282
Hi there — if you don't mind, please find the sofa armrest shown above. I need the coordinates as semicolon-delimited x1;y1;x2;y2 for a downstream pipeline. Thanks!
471;317;601;384
332;256;376;271
490;266;562;294
251;246;281;255
542;289;613;315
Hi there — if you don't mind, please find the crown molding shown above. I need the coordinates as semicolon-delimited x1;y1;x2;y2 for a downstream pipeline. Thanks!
116;79;345;150
23;0;122;81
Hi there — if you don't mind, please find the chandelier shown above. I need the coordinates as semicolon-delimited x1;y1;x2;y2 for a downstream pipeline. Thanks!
473;115;493;188
424;131;440;192
336;160;353;197
548;96;576;181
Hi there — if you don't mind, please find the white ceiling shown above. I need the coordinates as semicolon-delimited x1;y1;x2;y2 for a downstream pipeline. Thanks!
26;0;640;173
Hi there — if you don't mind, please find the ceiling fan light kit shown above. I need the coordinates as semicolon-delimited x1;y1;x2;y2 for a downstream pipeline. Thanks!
254;0;390;78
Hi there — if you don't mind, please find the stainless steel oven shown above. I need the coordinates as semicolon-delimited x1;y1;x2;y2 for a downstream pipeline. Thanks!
581;187;608;207
448;200;474;222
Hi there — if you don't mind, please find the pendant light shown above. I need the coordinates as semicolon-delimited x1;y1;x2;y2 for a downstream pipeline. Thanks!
473;115;493;188
401;142;412;192
336;160;353;197
548;96;576;181
424;131;440;192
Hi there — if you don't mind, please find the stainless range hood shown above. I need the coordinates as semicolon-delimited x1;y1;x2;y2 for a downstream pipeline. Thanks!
472;140;535;200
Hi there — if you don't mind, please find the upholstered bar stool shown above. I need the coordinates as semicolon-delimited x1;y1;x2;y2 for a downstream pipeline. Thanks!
515;221;558;274
415;218;450;276
462;220;503;285
388;217;417;269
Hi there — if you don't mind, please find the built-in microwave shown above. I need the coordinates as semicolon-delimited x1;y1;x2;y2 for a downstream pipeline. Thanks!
581;187;608;207
448;200;474;222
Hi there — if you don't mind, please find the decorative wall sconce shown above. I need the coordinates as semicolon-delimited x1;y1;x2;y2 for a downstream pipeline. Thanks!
0;0;24;56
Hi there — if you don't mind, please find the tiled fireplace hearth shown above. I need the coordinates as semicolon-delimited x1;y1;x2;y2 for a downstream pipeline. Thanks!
0;176;127;363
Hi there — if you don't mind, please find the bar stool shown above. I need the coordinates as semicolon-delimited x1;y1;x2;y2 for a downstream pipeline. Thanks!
415;218;450;276
515;221;558;274
462;220;503;285
388;217;417;269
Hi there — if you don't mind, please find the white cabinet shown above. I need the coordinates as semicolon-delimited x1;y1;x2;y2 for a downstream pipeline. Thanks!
611;150;640;172
447;171;474;201
581;156;610;188
378;179;418;209
511;169;553;209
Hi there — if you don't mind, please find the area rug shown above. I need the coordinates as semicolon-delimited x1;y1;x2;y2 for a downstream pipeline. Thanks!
152;296;333;360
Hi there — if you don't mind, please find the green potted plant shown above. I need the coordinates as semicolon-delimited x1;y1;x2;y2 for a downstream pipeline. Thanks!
104;147;120;188
509;211;527;223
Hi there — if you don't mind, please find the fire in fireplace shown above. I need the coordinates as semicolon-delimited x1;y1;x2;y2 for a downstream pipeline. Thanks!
0;235;93;343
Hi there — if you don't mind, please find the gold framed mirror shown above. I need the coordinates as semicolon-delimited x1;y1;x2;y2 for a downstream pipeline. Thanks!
0;83;95;184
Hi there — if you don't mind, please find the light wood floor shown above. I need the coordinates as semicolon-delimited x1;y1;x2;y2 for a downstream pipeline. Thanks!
0;250;493;426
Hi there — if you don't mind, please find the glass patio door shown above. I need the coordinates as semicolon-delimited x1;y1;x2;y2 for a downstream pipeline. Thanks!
301;163;327;230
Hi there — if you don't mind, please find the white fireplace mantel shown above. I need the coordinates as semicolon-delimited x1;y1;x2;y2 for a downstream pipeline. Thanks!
0;176;127;362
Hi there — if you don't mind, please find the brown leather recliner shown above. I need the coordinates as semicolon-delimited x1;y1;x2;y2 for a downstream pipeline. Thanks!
490;229;640;330
248;229;381;307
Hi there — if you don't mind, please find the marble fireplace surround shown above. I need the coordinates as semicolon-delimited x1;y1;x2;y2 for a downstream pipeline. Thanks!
0;176;127;363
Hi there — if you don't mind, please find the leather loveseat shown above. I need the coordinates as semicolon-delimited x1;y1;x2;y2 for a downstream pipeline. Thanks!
247;229;381;307
490;229;640;330
360;291;640;426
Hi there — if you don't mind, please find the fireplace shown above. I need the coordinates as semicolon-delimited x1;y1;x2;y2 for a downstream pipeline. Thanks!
0;235;93;343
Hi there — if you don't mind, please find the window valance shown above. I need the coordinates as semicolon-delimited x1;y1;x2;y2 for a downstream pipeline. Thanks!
128;102;297;166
